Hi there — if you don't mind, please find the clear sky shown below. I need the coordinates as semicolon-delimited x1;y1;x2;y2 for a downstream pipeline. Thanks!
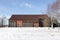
0;0;55;18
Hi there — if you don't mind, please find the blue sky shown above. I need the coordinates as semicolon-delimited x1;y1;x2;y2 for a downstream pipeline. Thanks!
0;0;55;18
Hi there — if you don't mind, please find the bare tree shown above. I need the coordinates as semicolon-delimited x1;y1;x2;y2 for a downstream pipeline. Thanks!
47;0;60;27
0;16;6;27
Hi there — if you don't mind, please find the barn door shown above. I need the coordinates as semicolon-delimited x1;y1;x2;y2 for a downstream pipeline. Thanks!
23;23;33;27
39;19;43;27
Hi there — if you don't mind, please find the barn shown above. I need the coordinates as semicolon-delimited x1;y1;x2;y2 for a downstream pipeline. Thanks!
9;15;51;27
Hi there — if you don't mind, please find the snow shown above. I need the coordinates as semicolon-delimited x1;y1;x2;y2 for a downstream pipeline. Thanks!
0;27;60;40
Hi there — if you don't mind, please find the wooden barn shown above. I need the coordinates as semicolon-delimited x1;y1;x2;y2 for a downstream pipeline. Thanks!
9;15;51;27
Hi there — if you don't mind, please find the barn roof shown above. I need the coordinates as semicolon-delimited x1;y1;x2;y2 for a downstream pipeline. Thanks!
9;14;48;20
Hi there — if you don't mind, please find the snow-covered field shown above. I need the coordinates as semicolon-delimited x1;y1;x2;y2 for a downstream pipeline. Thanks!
0;27;60;40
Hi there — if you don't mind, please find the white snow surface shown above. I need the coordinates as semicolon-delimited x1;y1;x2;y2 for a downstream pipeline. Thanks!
0;27;60;40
